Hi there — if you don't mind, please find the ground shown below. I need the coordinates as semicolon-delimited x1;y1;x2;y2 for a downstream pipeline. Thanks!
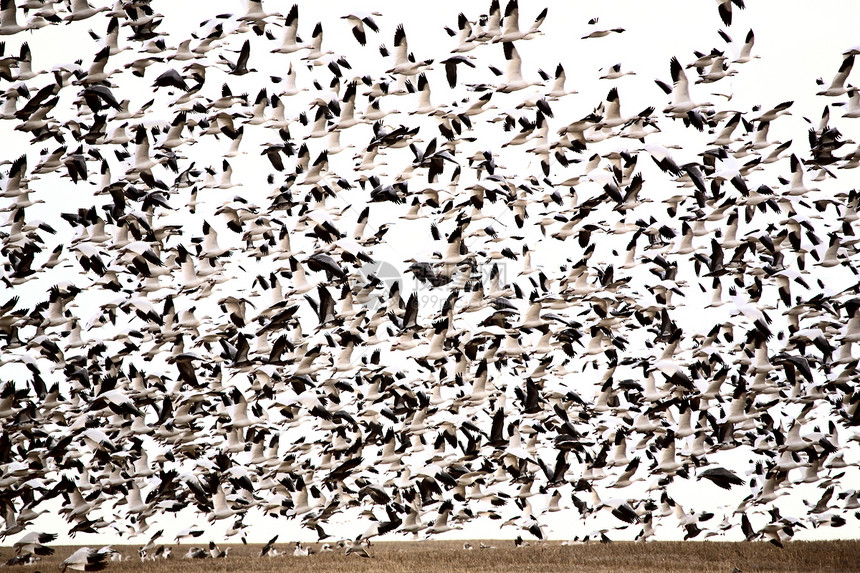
12;540;860;573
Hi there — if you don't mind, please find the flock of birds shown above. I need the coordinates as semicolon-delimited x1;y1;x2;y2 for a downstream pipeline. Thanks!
1;0;860;562
5;529;382;566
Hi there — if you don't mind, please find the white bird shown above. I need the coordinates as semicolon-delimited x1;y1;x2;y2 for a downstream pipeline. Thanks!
817;54;855;96
733;29;759;64
663;56;713;117
12;532;56;556
497;41;540;93
547;63;577;98
303;22;334;63
345;545;372;558
64;0;110;22
842;87;860;118
341;11;381;46
272;5;304;54
292;542;309;556
600;63;636;80
60;547;109;572
492;0;546;43
387;24;431;76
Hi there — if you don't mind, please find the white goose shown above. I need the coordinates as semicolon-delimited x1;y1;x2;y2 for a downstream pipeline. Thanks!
497;41;540;93
492;0;546;43
547;63;577;98
663;56;713;117
842;87;860;118
272;4;304;54
341;11;381;46
733;29;759;64
387;24;432;76
816;53;854;96
302;22;334;64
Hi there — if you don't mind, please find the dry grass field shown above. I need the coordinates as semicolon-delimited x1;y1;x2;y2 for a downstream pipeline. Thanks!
12;540;859;573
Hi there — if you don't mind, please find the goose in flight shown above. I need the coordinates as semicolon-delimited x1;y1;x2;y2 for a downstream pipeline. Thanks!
663;56;713;117
219;39;254;75
473;0;502;43
441;55;476;89
497;41;540;93
492;0;547;43
546;63;577;98
599;63;636;80
732;29;759;63
387;24;432;75
60;547;109;572
581;18;625;40
752;100;792;122
448;12;477;53
697;466;745;489
12;532;56;556
345;545;372;558
271;4;304;54
302;22;334;64
716;0;745;26
695;55;737;83
841;87;860;118
342;11;381;46
0;0;33;35
239;0;276;27
64;0;109;23
817;53;855;96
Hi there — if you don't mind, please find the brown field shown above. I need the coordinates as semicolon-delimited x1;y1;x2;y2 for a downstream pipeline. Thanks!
14;540;860;573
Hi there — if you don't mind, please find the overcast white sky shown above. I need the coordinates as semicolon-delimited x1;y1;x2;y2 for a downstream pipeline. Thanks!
3;0;860;548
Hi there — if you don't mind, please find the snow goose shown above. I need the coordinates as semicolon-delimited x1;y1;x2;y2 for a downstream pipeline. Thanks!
292;542;310;556
239;0;276;27
716;0;745;26
441;54;476;89
589;487;640;524
345;545;372;558
387;24;432;76
10;42;39;82
449;12;477;53
708;111;744;145
182;547;207;559
271;4;304;54
0;0;34;35
581;18;625;40
492;0;546;43
663;56;713;117
473;0;502;43
497;41;540;93
425;500;461;535
609;457;643;488
208;486;239;522
816;53;854;96
547;63;577;98
64;0;109;22
732;29;759;64
303;22;334;64
599;63;636;80
695;55;737;83
841;87;860;118
60;547;109;572
12;532;56;556
748;119;781;150
341;11;381;46
601;87;631;128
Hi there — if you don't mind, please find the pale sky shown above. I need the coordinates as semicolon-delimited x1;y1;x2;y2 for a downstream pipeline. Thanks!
2;0;860;549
